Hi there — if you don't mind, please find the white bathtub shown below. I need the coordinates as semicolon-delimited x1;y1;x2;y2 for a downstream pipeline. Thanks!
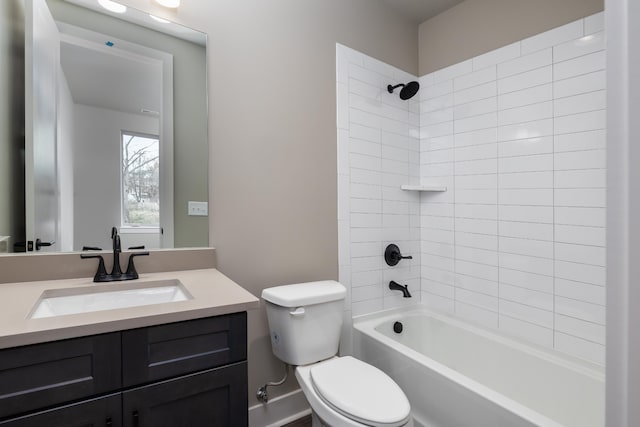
352;306;604;427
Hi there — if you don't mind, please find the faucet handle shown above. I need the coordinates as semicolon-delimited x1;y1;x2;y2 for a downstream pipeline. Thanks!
81;254;108;282
125;252;150;279
385;244;413;266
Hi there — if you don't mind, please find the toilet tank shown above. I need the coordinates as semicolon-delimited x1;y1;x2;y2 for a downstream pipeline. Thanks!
262;281;346;366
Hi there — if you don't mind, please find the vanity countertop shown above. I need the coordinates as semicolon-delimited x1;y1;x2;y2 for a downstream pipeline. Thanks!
0;268;259;349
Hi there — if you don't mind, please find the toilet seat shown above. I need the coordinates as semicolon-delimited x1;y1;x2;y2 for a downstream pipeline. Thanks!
309;356;410;427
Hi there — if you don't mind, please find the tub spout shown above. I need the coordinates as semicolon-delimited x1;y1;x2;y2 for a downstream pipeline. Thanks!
389;281;411;297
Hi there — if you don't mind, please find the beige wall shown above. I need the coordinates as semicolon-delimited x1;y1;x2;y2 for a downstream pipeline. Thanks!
118;0;419;406
419;0;604;74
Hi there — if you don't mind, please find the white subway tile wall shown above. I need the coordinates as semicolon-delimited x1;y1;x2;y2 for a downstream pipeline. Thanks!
336;11;605;365
418;12;605;365
337;43;422;319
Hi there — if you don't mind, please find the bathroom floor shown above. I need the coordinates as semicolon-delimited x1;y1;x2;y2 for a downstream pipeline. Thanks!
282;415;312;427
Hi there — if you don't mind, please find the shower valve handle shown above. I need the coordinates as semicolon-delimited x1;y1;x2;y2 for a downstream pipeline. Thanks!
385;244;412;266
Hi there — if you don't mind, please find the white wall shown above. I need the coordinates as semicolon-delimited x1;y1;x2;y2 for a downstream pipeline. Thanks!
338;12;606;365
418;13;606;364
57;67;74;252
73;104;159;250
336;44;422;343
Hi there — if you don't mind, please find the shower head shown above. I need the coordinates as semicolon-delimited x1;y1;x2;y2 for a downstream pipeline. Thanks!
387;81;420;100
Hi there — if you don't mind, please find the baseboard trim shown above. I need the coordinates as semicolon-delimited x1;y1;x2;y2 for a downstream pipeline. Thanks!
249;388;311;427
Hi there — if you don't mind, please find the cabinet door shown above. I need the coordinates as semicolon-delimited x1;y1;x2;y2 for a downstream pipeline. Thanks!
122;362;248;427
0;333;121;419
0;394;121;427
122;312;246;387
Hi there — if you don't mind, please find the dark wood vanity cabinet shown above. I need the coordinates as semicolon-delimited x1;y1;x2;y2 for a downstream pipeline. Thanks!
123;363;247;427
0;312;248;427
0;395;123;427
0;333;121;420
122;313;247;387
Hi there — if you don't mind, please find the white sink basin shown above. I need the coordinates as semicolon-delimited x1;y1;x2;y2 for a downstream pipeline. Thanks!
29;279;192;319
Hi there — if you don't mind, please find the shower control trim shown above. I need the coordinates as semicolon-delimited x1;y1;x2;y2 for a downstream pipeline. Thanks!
385;244;413;266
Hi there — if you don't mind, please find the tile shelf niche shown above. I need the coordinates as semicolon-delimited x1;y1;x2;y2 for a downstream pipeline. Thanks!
400;185;447;192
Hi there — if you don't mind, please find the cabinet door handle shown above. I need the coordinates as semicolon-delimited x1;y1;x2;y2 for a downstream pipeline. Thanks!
133;411;139;427
105;417;113;427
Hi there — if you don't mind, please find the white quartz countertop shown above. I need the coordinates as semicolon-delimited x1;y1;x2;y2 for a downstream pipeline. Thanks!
0;268;260;349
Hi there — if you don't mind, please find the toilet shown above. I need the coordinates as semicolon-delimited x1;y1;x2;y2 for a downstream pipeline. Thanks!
262;281;412;427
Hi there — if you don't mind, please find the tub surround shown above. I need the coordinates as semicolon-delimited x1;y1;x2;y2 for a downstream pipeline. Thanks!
0;267;259;349
336;42;422;319
418;13;606;364
337;12;607;365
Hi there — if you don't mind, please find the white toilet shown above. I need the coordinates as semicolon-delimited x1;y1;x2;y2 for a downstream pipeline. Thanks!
262;281;412;427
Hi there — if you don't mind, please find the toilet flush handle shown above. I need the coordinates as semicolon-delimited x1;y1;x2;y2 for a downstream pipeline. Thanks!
289;307;305;317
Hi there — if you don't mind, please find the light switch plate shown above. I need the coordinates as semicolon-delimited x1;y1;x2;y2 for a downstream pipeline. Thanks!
188;201;208;216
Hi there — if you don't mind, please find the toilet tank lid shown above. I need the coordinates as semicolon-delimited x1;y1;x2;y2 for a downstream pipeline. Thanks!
262;281;346;307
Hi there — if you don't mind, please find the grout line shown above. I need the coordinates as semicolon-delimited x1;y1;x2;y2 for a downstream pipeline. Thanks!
420;104;605;132
552;43;557;350
493;69;502;330
551;87;605;101
451;84;459;318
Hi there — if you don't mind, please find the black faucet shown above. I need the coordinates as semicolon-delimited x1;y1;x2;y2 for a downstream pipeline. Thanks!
111;226;123;277
389;281;412;298
81;226;149;282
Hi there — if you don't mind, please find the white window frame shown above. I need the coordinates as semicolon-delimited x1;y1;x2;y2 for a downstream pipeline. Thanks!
120;130;161;230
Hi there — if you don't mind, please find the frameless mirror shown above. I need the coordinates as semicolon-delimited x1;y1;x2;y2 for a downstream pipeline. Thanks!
0;0;208;254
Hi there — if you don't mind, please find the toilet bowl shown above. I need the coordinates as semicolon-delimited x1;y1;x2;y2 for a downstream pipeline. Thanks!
296;356;412;427
261;281;412;427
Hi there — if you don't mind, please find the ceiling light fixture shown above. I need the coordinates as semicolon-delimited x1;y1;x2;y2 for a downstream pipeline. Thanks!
97;0;127;14
154;0;181;8
149;14;170;23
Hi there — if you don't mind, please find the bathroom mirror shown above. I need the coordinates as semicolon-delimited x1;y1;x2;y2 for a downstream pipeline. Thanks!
0;0;208;254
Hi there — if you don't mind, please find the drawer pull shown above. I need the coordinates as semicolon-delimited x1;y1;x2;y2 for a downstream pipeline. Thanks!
106;417;113;427
133;410;139;427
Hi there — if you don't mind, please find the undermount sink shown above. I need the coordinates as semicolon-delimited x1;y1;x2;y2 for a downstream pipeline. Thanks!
29;279;192;319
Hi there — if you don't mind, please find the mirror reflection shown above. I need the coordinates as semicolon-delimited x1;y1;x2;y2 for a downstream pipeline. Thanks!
0;0;208;254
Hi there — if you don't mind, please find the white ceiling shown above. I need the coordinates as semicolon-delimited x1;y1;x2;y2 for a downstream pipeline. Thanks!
64;0;206;46
378;0;466;24
60;41;162;115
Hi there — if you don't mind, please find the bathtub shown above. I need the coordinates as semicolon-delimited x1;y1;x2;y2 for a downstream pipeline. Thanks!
352;306;604;427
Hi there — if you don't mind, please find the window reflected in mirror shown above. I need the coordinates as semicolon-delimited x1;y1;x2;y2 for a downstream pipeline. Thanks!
121;132;160;229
